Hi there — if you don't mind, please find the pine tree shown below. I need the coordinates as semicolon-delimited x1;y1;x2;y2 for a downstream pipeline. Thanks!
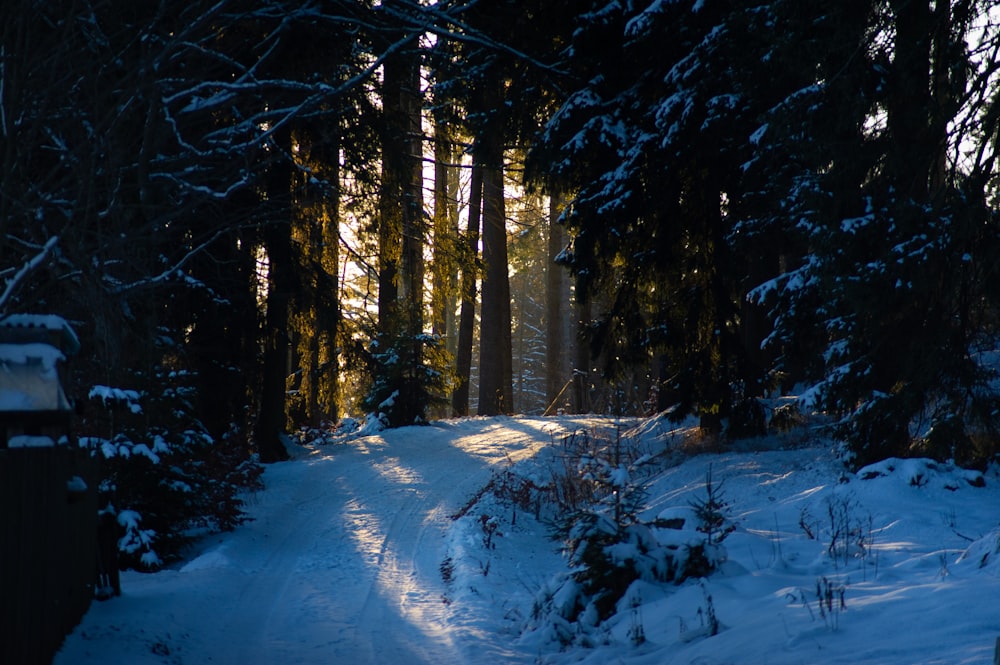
531;0;770;432
477;73;514;416
509;183;550;414
545;191;573;413
748;0;1000;467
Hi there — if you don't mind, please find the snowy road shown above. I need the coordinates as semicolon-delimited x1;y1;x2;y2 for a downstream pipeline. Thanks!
56;416;597;665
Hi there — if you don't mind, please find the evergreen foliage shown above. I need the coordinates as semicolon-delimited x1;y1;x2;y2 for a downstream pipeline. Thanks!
509;190;550;414
535;429;729;638
361;329;455;428
5;0;1000;576
530;0;771;435
82;366;263;570
742;0;1000;467
532;0;1000;467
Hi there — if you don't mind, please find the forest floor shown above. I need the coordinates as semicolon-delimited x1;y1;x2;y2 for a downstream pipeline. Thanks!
55;414;1000;665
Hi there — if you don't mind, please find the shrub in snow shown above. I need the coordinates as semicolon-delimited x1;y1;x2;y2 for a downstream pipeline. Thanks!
818;379;1000;471
815;576;847;631
529;429;729;645
80;369;262;570
798;493;873;570
116;509;161;570
676;579;723;641
292;417;370;446
688;465;735;546
726;395;767;439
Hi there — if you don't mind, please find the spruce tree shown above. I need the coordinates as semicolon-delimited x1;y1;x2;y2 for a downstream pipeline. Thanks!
531;0;769;433
749;0;1000;467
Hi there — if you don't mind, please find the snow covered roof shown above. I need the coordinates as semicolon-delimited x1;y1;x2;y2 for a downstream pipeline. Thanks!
0;344;71;411
0;314;80;355
0;315;77;412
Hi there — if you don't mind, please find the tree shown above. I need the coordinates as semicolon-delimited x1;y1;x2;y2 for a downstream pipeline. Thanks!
0;0;286;450
509;182;549;414
247;5;367;458
545;191;573;413
477;74;514;416
748;0;1000;467
452;150;484;417
365;7;459;427
436;0;577;417
530;0;770;433
255;124;297;463
429;41;462;363
287;119;342;429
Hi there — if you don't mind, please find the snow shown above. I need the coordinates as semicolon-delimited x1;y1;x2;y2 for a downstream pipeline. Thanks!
89;386;143;414
67;475;89;493
624;0;668;39
0;342;64;369
56;415;1000;665
8;434;57;448
0;313;76;334
0;343;70;411
750;123;768;145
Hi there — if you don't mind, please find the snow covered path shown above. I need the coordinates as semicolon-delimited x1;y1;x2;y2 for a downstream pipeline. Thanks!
56;414;1000;664
56;416;598;665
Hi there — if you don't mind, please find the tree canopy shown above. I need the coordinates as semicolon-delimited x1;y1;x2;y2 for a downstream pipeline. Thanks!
3;1;1000;566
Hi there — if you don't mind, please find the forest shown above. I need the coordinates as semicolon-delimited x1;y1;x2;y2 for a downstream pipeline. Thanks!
3;0;1000;566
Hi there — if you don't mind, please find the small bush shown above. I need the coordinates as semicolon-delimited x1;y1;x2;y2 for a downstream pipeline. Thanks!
816;576;847;630
530;433;731;643
689;466;735;545
822;494;873;569
727;397;767;439
82;373;263;570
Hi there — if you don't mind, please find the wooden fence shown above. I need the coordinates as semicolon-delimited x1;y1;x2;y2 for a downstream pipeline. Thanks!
0;446;99;665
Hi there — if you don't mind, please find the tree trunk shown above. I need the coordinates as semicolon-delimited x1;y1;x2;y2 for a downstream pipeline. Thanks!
430;117;460;419
396;54;424;320
929;0;956;196
283;115;342;429
309;123;341;425
545;191;569;411
378;61;402;335
189;212;258;441
572;293;592;414
477;104;512;416
255;132;294;463
321;134;341;424
431;111;457;344
887;0;934;200
445;153;461;359
378;47;425;423
452;153;483;417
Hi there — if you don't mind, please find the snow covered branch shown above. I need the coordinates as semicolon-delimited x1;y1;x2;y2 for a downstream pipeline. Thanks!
0;235;59;314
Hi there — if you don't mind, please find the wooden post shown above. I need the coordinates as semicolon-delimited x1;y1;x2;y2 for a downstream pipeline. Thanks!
993;636;1000;665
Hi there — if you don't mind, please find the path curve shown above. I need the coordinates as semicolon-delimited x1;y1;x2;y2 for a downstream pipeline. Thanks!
56;416;602;665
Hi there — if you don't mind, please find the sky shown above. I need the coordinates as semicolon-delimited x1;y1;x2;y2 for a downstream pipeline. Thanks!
55;414;1000;665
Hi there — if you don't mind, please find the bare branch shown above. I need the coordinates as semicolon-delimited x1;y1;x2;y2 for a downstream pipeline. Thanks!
108;227;233;295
